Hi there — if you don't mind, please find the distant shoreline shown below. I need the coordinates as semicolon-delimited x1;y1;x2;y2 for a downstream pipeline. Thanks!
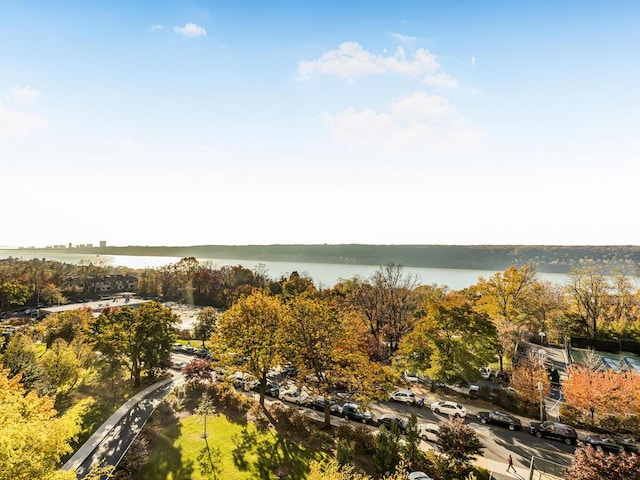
5;244;640;275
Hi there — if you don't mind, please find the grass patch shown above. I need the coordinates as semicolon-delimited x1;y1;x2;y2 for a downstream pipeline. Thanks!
142;413;327;480
56;363;154;458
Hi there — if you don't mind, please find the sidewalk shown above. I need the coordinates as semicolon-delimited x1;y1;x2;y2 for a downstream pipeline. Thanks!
61;374;178;473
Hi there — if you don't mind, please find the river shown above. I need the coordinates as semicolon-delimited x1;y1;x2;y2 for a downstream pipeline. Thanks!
0;249;572;290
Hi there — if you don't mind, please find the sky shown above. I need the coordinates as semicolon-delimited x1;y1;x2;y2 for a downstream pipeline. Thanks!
1;1;639;248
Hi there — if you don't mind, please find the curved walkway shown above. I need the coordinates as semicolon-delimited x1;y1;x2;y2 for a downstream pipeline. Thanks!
62;373;183;477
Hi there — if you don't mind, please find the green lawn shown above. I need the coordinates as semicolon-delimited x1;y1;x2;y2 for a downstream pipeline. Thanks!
141;414;327;480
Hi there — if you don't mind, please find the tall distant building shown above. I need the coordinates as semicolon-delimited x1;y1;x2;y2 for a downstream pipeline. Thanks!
99;240;107;248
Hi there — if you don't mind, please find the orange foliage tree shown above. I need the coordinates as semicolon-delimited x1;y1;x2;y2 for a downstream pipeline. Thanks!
511;350;551;407
563;365;640;416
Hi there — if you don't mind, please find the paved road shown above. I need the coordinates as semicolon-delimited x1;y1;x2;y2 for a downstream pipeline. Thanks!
74;380;178;479
65;349;574;479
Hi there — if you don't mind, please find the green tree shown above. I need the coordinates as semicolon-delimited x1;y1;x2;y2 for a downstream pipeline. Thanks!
373;422;402;474
2;332;44;392
216;291;283;405
0;281;29;316
37;309;93;347
194;306;218;348
39;339;83;394
90;302;178;386
399;292;498;385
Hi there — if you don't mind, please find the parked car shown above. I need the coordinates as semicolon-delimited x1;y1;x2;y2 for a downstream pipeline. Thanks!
341;403;376;424
403;371;420;383
378;414;409;434
480;367;494;379
195;349;210;358
228;371;258;390
430;401;467;418
586;435;624;453
613;436;640;453
311;396;341;415
417;423;440;443
251;381;280;397
528;421;577;445
390;389;417;404
476;411;521;431
278;389;311;405
408;472;435;480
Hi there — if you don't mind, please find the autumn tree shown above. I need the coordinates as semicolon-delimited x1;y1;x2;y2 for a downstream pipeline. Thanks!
193;307;217;348
511;349;551;416
437;418;484;471
216;291;283;405
398;291;498;385
0;365;88;480
566;443;640;480
473;264;544;368
562;364;640;421
347;265;419;360
281;296;375;427
564;267;611;340
182;358;213;386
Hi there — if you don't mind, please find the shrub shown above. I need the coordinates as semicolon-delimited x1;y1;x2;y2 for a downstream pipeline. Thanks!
269;402;311;436
336;440;354;466
334;423;376;455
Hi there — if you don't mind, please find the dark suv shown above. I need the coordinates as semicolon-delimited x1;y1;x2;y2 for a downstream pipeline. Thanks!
477;411;522;431
378;414;408;434
342;403;376;425
528;421;577;445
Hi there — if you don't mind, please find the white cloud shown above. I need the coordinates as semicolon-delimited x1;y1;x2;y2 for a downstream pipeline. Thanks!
298;42;455;87
174;23;207;37
11;86;42;105
0;101;48;141
471;56;476;66
321;91;483;153
423;73;458;88
150;24;163;31
391;32;417;42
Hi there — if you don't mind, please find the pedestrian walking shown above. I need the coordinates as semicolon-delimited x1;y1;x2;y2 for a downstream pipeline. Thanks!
507;454;516;473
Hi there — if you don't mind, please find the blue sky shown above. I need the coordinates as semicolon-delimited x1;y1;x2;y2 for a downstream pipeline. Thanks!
1;1;639;247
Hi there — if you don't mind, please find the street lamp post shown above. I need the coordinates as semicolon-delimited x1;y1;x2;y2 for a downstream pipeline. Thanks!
613;336;622;358
538;348;546;421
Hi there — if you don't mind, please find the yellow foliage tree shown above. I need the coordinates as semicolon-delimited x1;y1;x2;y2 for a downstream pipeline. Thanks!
0;365;89;480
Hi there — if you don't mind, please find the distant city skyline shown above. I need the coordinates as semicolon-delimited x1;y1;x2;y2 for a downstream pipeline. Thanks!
2;1;639;248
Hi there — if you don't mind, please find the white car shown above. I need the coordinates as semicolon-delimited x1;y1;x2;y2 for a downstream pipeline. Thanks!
408;472;435;480
403;371;419;383
278;389;311;405
430;400;467;418
390;389;417;404
417;423;440;443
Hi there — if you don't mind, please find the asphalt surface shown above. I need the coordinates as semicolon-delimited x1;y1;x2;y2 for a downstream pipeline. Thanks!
66;347;575;479
74;379;179;480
